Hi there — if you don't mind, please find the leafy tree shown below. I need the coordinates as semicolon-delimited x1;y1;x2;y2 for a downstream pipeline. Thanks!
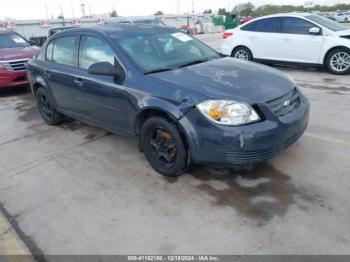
154;11;164;16
217;8;227;15
203;9;213;14
110;10;117;17
232;2;255;16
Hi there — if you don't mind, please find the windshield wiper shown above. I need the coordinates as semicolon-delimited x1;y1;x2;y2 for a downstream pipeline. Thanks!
178;59;210;68
144;67;175;75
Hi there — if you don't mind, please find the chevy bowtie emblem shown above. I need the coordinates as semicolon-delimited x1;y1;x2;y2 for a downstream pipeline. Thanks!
283;100;290;107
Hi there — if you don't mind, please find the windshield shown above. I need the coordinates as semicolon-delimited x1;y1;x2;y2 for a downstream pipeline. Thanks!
133;19;164;26
306;15;348;31
114;31;220;73
0;33;30;49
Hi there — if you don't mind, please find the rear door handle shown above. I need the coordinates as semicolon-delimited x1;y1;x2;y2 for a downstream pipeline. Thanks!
282;38;291;41
74;78;84;86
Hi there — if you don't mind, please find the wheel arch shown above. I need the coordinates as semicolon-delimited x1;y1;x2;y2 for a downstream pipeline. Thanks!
323;46;350;65
231;45;254;58
30;76;58;107
134;107;191;158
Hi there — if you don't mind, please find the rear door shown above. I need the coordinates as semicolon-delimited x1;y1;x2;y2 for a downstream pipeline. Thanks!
240;17;281;60
45;35;80;111
277;17;323;63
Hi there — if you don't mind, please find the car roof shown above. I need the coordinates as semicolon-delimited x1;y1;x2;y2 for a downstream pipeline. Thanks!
256;13;312;19
55;23;175;37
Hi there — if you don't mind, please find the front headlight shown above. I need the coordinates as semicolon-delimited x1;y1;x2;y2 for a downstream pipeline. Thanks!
197;100;260;126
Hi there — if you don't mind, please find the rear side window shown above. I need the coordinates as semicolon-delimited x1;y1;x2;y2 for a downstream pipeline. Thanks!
79;36;115;69
241;18;280;33
47;36;76;66
281;17;316;35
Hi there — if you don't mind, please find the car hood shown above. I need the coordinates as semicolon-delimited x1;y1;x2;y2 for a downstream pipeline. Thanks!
0;46;40;61
336;29;350;37
151;57;295;104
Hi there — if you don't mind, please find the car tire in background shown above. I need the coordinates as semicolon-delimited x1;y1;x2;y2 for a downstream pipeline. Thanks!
36;87;64;125
231;46;253;61
325;48;350;75
140;116;188;177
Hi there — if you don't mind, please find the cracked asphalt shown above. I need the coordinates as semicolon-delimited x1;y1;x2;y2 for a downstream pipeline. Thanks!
0;34;350;257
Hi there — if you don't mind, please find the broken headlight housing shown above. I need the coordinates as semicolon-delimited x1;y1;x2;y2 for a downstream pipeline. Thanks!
197;100;260;126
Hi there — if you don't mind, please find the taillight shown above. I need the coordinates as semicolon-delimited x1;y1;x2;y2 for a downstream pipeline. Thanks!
223;32;234;39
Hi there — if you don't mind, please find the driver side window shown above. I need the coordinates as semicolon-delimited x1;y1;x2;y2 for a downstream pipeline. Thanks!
79;36;115;69
281;17;317;35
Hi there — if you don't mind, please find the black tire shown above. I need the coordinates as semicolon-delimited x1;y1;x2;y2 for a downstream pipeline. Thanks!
325;48;350;75
345;18;349;23
231;46;253;61
36;87;64;125
140;117;188;177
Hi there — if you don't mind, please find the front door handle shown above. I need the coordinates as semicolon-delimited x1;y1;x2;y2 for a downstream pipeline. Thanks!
282;38;291;41
74;78;84;86
44;70;51;78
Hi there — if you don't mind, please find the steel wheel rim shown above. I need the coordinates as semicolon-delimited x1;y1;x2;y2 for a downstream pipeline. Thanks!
147;126;177;169
234;50;249;61
330;52;350;72
39;94;53;119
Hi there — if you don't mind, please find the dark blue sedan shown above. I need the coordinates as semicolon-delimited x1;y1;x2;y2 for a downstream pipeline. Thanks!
27;24;310;176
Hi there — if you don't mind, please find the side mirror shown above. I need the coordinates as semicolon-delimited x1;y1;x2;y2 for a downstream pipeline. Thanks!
309;27;321;35
88;59;125;79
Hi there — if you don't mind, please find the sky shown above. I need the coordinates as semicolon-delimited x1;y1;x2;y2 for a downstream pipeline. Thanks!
0;0;349;20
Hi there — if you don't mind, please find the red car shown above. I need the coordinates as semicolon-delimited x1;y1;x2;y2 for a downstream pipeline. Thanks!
0;31;39;89
240;17;254;24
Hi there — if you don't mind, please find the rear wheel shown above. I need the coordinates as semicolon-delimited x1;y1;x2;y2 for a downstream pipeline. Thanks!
345;18;349;23
140;117;188;177
326;48;350;75
231;46;253;61
36;88;64;125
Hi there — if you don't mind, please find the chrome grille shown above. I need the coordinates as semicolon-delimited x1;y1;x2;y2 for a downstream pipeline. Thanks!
1;59;28;71
266;88;300;117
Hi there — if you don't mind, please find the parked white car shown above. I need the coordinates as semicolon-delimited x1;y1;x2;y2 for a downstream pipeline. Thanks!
334;12;350;23
221;13;350;75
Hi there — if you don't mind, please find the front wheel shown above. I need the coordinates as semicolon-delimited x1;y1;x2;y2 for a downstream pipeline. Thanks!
140;117;188;177
231;46;253;61
326;48;350;75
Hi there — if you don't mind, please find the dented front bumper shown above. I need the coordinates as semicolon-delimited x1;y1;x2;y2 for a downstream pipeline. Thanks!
179;93;310;167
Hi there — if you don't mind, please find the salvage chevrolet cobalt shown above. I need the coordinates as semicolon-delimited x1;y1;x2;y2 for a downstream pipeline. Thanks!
27;25;310;176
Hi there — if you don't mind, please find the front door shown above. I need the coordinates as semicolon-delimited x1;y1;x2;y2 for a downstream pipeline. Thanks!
277;17;323;64
71;34;130;134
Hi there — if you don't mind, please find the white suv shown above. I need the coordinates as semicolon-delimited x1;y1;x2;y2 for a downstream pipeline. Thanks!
221;13;350;75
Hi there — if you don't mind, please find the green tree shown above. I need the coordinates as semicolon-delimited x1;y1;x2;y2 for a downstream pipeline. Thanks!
232;2;255;16
217;8;227;15
110;10;117;17
203;9;213;14
154;11;164;16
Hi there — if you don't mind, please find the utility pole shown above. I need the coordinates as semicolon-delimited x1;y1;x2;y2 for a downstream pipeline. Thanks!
44;4;49;19
88;5;92;17
60;5;65;26
71;4;75;19
80;0;86;18
192;0;195;24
